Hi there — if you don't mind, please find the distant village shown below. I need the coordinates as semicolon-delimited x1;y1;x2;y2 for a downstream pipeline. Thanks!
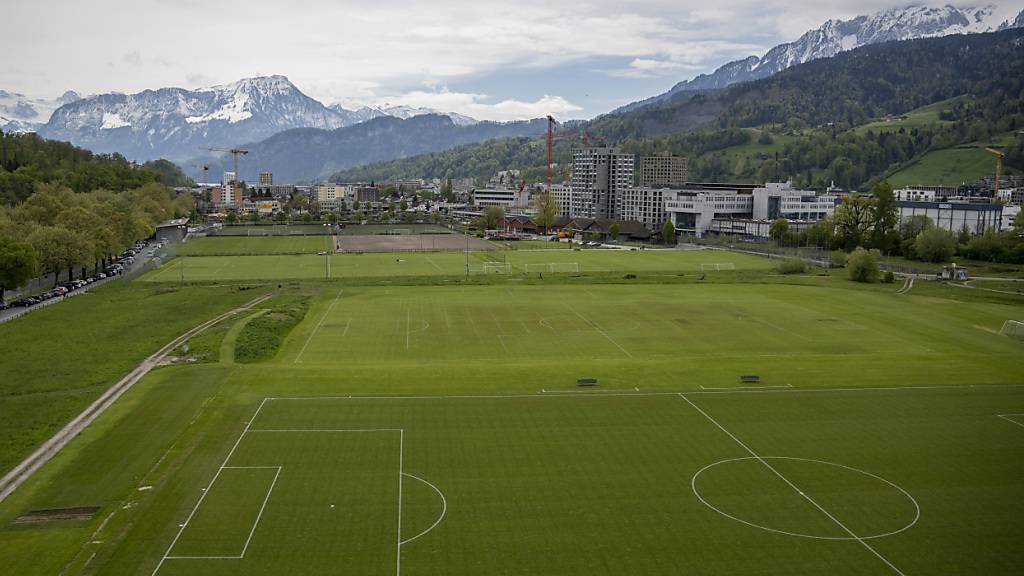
189;148;1021;243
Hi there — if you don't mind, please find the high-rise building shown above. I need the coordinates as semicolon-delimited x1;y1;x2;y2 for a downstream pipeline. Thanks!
570;147;634;219
639;154;688;188
259;172;274;186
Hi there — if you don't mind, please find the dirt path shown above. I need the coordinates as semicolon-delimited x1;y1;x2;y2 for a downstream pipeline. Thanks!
0;293;273;504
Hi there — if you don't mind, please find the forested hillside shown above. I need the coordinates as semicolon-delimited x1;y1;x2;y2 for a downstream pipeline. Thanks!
0;132;190;206
331;29;1024;191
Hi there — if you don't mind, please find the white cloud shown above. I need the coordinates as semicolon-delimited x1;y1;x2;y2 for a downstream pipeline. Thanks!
2;0;1007;118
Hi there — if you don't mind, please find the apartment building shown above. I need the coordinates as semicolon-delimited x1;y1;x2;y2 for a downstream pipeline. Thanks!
639;154;688;188
570;147;634;219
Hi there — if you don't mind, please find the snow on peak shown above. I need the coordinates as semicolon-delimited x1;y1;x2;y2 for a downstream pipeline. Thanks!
100;112;130;130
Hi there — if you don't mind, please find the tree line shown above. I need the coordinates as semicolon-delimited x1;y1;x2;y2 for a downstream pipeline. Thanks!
0;183;192;301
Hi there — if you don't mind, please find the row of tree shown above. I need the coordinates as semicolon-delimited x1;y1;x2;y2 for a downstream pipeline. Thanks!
0;183;192;300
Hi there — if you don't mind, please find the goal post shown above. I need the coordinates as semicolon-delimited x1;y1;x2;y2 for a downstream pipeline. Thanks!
999;320;1024;340
482;262;512;274
700;262;735;271
389;228;412;235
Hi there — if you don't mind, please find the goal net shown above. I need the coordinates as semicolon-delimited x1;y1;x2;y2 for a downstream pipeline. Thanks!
700;262;735;271
483;262;512;274
389;228;412;235
999;320;1024;340
247;228;269;236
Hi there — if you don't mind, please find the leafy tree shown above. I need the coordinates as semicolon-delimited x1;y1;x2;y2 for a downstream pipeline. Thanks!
534;192;559;233
913;228;956;263
833;195;874;250
399;199;408;211
479;206;504;230
226;211;238;224
302;212;313;223
273;211;287;222
0;239;38;303
846;247;880;283
661;220;676;246
757;131;774;145
608;221;621;241
339;200;348;212
957;225;971;245
899;215;932;240
28;226;91;284
769;218;790;243
870;181;898;252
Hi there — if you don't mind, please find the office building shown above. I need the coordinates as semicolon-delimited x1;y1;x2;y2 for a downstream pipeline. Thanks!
259;172;274;186
897;201;1002;234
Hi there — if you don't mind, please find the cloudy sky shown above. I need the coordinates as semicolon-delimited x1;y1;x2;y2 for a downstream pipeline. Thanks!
1;1;1019;120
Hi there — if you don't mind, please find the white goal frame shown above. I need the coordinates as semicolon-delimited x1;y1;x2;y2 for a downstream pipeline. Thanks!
482;262;512;274
700;262;735;271
524;262;581;274
247;229;270;237
389;228;412;235
999;319;1024;340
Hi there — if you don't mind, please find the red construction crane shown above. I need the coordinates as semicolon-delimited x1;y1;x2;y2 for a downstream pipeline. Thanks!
202;146;249;185
546;115;557;192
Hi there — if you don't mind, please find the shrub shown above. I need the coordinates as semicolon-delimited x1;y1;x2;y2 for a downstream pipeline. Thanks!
830;250;848;268
847;247;880;283
883;270;895;283
913;228;956;263
776;259;808;275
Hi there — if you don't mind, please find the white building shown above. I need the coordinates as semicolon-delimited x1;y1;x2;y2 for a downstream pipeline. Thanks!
315;183;350;203
570;147;634;219
548;184;573;218
1002;204;1020;230
897;201;1003;234
619;187;670;230
473;187;529;209
664;182;838;237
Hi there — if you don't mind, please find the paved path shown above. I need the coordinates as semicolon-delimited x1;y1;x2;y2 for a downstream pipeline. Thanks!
0;293;273;504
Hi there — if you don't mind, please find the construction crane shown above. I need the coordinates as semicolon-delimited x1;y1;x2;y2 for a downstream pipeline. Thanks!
191;163;209;182
546;115;557;193
985;147;1004;199
202;146;249;186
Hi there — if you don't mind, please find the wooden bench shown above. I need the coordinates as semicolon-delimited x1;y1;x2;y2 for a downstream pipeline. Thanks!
577;378;598;386
740;375;761;384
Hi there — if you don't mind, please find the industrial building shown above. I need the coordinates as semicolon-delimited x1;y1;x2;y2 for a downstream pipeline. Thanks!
472;187;529;209
618;187;670;230
897;200;1003;234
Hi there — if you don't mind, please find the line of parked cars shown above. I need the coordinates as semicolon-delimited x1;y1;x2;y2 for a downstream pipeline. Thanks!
0;241;150;311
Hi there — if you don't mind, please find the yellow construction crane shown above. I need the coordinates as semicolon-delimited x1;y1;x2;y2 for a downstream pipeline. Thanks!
985;147;1004;199
201;147;249;186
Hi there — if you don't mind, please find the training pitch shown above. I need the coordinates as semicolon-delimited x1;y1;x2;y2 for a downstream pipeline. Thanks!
3;254;1022;576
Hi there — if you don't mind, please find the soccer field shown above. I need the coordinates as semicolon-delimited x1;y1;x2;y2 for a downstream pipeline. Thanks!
3;278;1022;576
146;388;1024;576
142;249;773;282
178;236;333;256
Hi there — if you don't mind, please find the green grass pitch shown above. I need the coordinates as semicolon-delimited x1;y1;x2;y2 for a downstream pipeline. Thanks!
2;252;1022;576
178;236;334;256
142;249;774;282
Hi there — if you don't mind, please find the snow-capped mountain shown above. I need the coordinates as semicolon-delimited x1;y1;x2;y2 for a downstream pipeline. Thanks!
38;75;361;161
335;102;478;126
0;90;80;133
616;4;1024;113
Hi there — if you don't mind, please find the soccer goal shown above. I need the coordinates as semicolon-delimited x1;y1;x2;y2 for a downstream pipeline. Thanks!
700;262;735;271
247;229;269;236
999;320;1024;340
389;228;412;235
483;262;512;274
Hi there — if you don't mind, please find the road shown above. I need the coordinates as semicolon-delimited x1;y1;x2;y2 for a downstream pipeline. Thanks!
0;240;167;324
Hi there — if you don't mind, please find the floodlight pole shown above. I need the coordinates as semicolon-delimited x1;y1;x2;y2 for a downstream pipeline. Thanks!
324;223;330;279
465;228;469;277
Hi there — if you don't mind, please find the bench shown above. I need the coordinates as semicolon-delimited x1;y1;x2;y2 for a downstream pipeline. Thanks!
577;378;598;386
740;375;761;384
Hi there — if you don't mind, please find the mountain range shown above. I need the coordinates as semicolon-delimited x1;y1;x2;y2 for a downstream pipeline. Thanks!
193;114;545;184
0;90;81;133
615;4;1024;113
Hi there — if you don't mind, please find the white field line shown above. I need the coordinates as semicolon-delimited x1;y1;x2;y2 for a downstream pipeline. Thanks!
249;428;403;433
342;318;352;337
239;467;282;557
678;394;906;576
565;303;633;358
425;255;444;272
700;384;793;391
746;316;811;341
406;307;411;350
152;398;270;575
397;429;404;576
294;288;344;363
262;382;1024;401
997;414;1024;428
399;472;447;546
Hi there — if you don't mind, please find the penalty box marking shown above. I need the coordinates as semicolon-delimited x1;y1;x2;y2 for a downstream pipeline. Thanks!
997;413;1024;428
